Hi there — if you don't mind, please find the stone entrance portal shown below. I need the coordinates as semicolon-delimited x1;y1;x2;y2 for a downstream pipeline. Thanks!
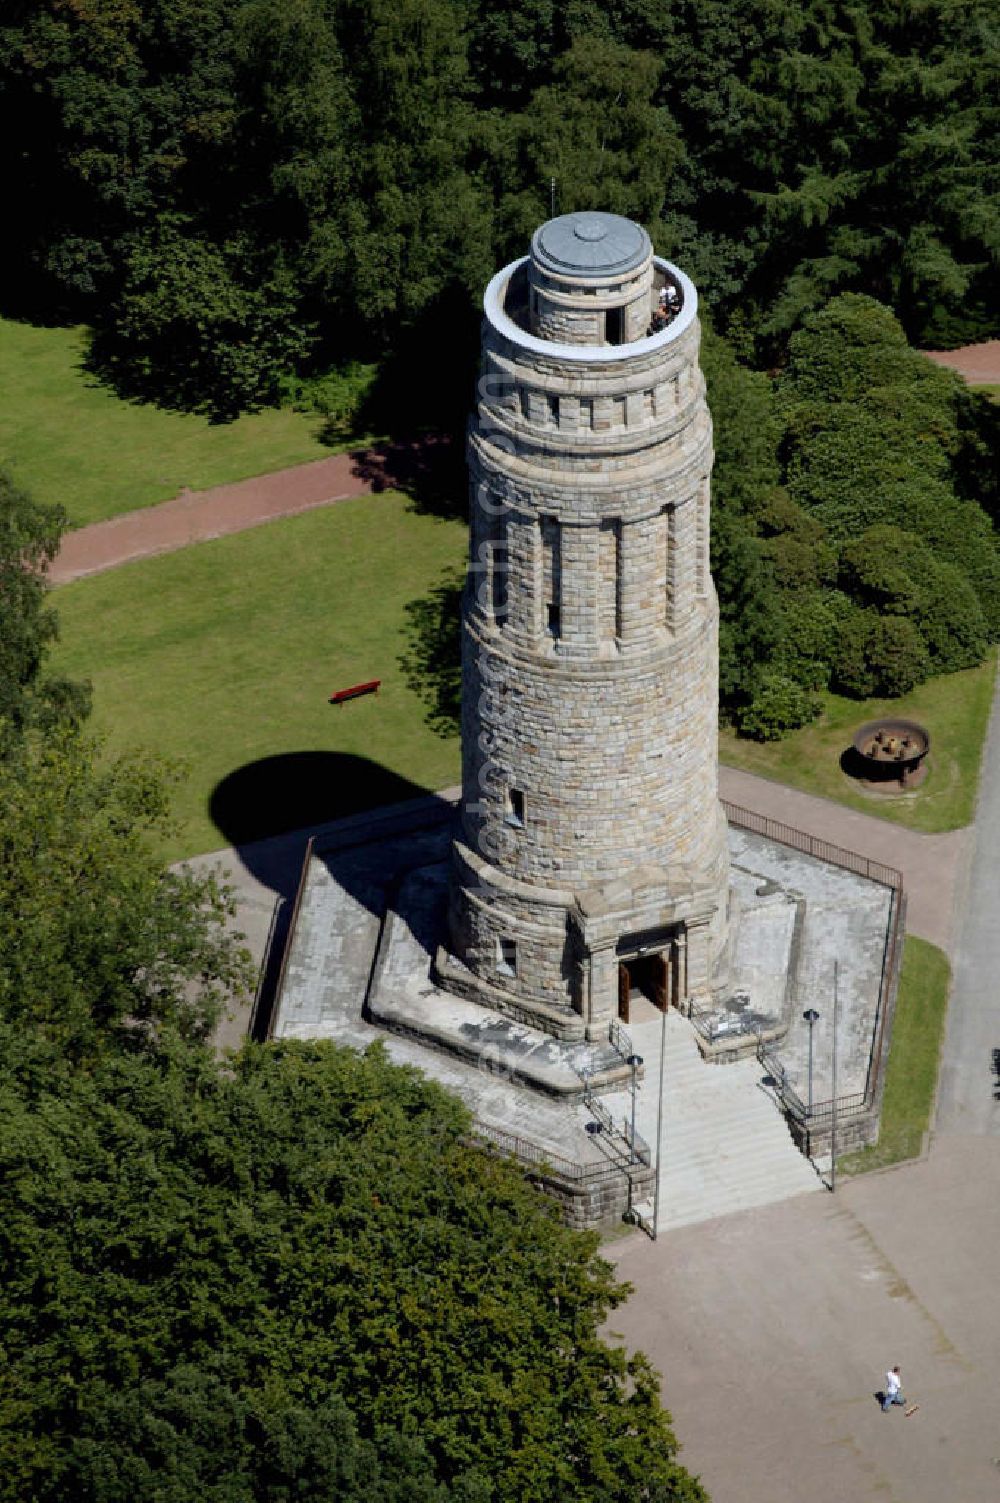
619;956;666;1021
617;936;682;1022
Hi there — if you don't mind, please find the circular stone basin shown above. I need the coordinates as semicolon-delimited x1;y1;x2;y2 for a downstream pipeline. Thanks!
850;719;930;790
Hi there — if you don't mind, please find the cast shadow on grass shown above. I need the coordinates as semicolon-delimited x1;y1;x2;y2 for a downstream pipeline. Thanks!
209;750;434;890
840;746;874;782
398;567;464;738
347;432;465;520
209;751;451;1039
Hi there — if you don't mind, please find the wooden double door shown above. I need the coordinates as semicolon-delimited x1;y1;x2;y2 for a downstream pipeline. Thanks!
618;948;675;1024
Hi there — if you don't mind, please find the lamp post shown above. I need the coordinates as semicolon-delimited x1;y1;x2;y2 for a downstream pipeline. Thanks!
652;1003;667;1240
803;1008;820;1112
831;962;840;1194
627;1054;643;1164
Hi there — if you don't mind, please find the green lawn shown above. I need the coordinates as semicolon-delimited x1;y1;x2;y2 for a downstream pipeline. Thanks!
51;494;465;861
0;318;334;528
839;937;950;1175
720;652;996;833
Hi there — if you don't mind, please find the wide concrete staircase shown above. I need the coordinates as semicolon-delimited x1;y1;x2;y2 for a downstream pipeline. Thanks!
605;1008;823;1233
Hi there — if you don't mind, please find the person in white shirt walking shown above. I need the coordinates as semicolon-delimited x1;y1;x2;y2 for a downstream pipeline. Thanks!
882;1366;905;1411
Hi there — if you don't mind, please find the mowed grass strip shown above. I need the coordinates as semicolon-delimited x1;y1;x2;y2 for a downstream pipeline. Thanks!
839;937;950;1175
0;318;332;528
720;653;996;833
50;494;465;860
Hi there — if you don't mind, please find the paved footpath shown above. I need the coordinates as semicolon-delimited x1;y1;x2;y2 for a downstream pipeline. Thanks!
924;337;1000;385
50;451;373;583
50;341;996;587
934;656;1000;1137
49;435;452;583
609;1136;1000;1503
719;766;966;954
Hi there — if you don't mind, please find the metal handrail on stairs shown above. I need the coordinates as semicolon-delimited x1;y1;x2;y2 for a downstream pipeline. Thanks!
755;1031;866;1125
608;1017;633;1060
581;1079;651;1166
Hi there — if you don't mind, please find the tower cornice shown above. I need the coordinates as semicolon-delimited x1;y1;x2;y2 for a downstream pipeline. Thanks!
484;256;698;363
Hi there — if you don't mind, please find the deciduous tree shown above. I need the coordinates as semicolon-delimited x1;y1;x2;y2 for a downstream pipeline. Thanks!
0;1034;706;1502
0;470;89;751
0;729;251;1059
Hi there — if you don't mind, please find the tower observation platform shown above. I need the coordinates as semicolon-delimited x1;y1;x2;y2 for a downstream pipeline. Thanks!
441;211;732;1041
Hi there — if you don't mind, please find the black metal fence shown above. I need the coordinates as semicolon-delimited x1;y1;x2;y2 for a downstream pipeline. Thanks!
757;1035;867;1125
469;1123;627;1185
722;800;902;892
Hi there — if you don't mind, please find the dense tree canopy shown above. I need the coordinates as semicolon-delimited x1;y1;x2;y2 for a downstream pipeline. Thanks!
0;728;251;1059
690;294;999;735
2;0;996;413
1;1007;705;1500
647;0;1000;348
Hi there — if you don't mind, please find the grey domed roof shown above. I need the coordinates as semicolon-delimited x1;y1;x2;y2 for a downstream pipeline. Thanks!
531;212;650;279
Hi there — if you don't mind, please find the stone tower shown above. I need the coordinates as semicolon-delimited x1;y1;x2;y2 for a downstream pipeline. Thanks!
442;211;730;1042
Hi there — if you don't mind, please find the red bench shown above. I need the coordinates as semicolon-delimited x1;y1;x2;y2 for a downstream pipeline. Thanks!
329;679;381;705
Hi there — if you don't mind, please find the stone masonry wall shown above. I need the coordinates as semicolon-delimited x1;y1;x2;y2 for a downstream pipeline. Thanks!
528;253;652;347
458;605;723;888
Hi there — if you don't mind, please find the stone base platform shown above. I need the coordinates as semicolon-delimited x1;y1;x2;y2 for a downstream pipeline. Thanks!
270;794;895;1230
365;856;802;1097
369;859;633;1095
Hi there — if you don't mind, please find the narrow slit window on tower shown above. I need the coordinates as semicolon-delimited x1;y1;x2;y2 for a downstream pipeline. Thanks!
605;306;624;345
506;787;525;827
491;535;508;624
599;518;622;643
489;507;509;625
696;478;708;594
541;516;561;638
497;937;517;977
